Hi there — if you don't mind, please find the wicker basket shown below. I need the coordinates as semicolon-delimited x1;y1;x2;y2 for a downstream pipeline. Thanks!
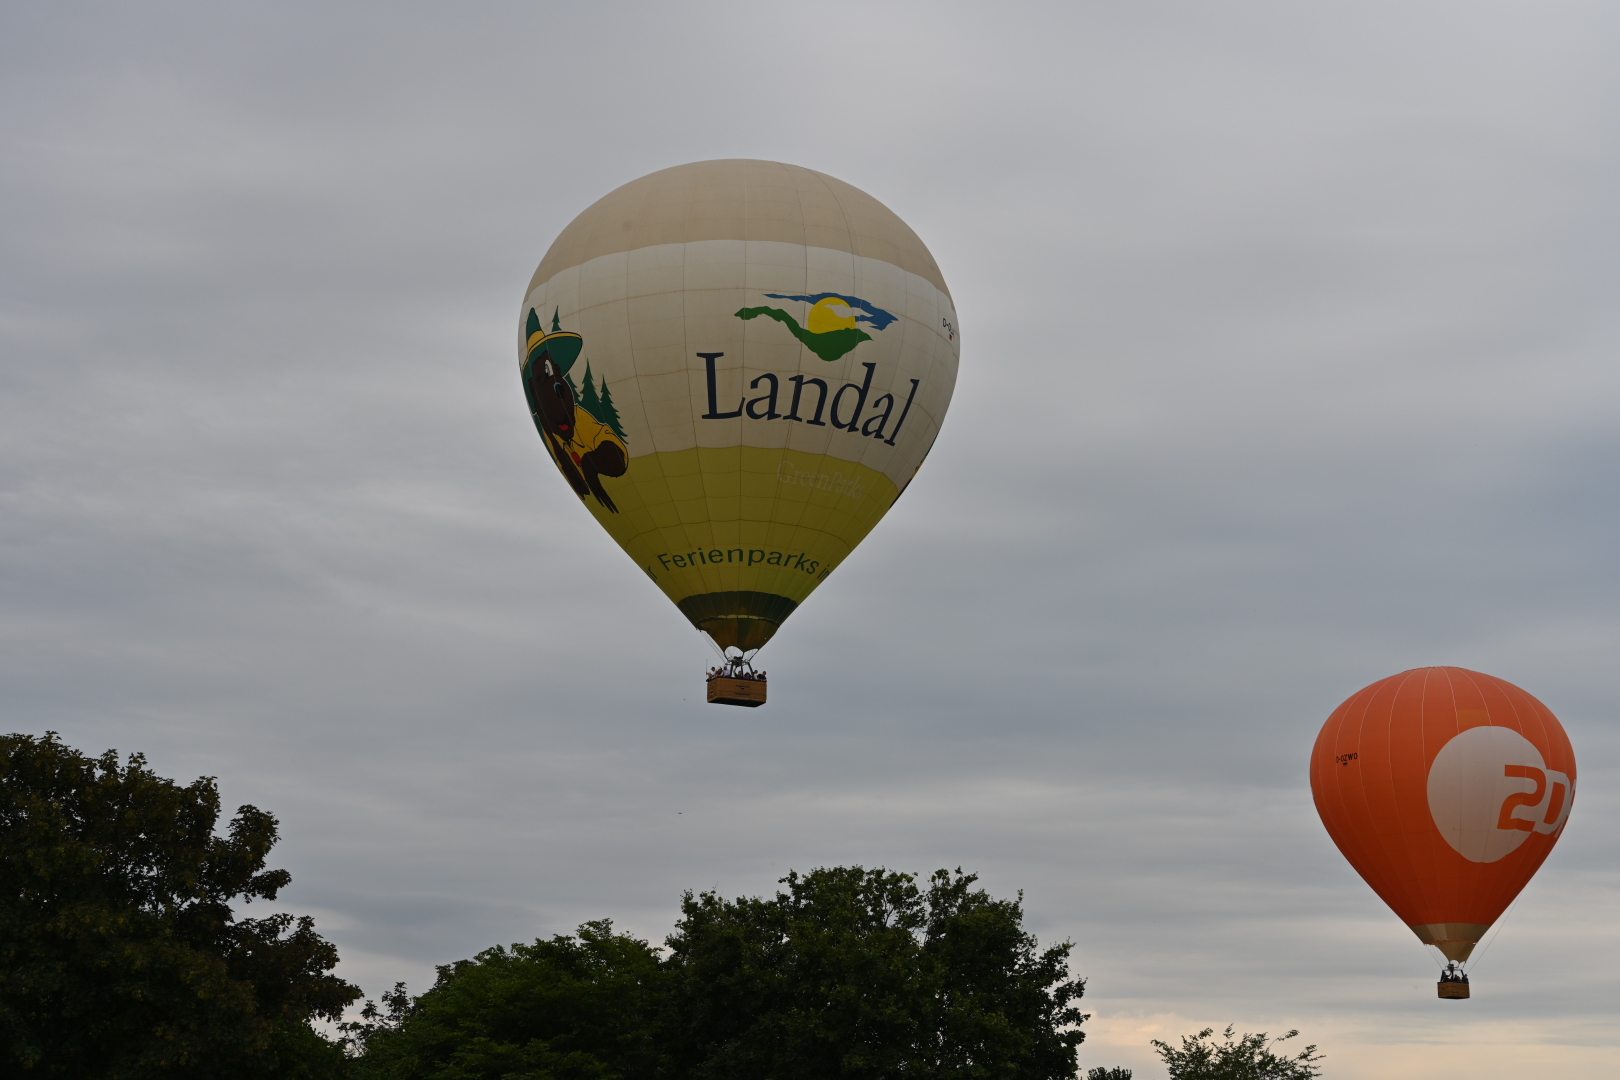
707;677;767;707
1437;981;1470;1000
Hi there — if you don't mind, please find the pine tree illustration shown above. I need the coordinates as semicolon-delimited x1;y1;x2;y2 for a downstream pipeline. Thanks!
597;381;627;440
578;362;602;421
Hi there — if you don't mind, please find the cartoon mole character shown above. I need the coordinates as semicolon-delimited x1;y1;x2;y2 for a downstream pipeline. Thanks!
524;343;628;513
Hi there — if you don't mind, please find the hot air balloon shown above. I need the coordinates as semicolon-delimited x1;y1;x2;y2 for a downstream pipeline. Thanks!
1310;666;1576;998
518;161;958;705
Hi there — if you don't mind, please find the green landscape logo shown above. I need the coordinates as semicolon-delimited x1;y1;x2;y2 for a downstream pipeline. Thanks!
735;293;898;362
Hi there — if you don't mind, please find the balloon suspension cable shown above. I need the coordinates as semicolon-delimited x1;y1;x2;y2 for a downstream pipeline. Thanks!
1458;894;1522;977
700;634;766;680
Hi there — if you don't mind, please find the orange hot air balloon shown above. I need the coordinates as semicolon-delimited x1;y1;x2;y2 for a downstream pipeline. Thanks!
1310;666;1576;997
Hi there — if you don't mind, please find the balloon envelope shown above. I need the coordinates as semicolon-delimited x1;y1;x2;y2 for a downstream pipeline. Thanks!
519;160;958;652
1310;667;1576;961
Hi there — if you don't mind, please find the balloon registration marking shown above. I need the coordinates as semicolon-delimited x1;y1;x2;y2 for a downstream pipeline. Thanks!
1426;726;1574;863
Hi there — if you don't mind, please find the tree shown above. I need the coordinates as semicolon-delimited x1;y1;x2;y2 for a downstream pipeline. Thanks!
664;866;1086;1080
578;363;602;421
1151;1026;1323;1080
1087;1069;1132;1080
596;381;626;441
0;732;360;1078
350;867;1085;1080
349;920;666;1080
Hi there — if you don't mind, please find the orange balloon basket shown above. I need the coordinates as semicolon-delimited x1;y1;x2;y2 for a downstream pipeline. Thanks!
707;676;766;708
1437;979;1471;1000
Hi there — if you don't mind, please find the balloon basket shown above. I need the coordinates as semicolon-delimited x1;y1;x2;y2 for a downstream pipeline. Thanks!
707;677;767;708
1437;980;1470;1000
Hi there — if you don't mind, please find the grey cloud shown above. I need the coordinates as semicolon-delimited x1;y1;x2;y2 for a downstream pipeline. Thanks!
4;2;1619;1075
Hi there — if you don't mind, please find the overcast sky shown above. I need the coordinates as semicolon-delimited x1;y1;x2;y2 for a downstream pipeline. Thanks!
4;2;1620;1076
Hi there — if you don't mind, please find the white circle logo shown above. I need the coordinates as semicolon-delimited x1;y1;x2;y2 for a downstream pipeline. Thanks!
1427;725;1574;863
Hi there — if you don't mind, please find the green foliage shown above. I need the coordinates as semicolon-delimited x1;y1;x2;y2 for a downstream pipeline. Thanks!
733;306;872;361
349;921;666;1080
1151;1026;1323;1080
1087;1069;1132;1080
596;381;626;440
0;731;359;1078
663;866;1086;1080
351;867;1084;1080
572;363;627;440
578;364;602;422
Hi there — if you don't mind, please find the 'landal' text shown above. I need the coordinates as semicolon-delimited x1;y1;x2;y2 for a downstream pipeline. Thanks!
700;354;919;446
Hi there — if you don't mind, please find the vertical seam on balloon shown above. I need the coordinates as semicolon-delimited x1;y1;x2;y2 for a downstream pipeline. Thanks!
807;171;861;462
1477;668;1512;926
773;192;812;547
1500;670;1534;921
1539;680;1575;798
679;213;700;467
1392;669;1422;926
1433;667;1461;929
621;239;681;571
619;185;659;455
1345;683;1378;917
764;161;814;554
1429;667;1448;924
1335;691;1365;904
1494;672;1536;921
1333;682;1394;928
1389;668;1423;929
682;450;717;597
1428;667;1453;927
1444;668;1477;934
1358;683;1389;915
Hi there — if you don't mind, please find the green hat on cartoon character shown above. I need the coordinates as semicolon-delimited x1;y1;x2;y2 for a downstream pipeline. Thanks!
524;308;583;375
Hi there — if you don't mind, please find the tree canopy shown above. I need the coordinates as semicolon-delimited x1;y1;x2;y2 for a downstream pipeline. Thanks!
666;866;1085;1080
0;731;359;1078
1152;1025;1324;1080
0;732;1334;1080
353;866;1086;1080
347;920;666;1079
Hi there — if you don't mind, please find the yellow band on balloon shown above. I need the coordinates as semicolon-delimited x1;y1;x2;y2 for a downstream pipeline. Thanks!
579;445;901;625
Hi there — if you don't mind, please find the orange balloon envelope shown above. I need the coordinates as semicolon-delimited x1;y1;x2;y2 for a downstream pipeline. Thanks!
1310;667;1576;963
